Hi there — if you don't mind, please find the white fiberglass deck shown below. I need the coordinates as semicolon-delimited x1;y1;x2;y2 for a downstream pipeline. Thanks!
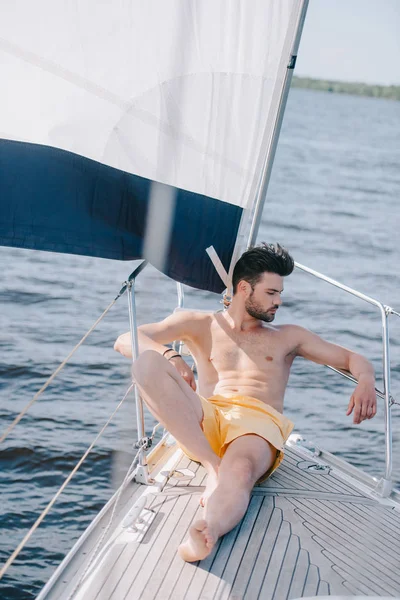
39;440;400;600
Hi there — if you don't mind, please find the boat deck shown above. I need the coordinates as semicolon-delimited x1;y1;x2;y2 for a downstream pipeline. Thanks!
38;440;400;600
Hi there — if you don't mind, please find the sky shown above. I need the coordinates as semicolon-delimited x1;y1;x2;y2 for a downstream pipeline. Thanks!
295;0;400;86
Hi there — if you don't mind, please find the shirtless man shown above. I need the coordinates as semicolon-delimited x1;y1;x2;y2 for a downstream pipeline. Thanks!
114;243;377;562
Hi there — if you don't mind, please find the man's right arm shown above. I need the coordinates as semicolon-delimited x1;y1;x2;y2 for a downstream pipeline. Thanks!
114;311;201;358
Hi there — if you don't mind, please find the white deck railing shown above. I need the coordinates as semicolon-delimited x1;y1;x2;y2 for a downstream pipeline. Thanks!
295;261;398;497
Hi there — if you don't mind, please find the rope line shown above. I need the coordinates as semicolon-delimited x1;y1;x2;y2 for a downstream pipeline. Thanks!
0;297;118;444
0;384;133;581
67;420;161;599
67;442;144;599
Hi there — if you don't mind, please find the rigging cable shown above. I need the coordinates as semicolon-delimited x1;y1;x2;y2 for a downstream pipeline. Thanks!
67;421;162;599
0;384;134;581
0;298;118;444
0;260;148;444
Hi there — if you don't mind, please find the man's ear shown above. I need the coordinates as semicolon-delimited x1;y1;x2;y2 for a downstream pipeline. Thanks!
237;280;251;296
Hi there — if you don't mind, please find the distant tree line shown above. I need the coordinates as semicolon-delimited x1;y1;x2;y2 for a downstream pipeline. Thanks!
291;76;400;101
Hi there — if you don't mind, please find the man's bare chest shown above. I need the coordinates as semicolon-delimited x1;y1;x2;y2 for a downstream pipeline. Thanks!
207;327;291;371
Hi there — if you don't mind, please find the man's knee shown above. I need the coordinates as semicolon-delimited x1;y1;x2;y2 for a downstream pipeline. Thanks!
225;456;256;488
132;349;164;387
222;437;274;487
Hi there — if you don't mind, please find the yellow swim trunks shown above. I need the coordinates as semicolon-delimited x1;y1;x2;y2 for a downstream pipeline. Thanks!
179;395;294;483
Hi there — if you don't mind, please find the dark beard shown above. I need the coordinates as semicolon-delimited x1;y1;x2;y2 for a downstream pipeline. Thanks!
245;297;276;322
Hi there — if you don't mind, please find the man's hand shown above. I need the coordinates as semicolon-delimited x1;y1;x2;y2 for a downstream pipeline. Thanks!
169;356;197;391
346;376;377;424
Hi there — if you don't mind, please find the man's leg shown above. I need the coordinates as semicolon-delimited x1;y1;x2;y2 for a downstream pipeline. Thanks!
178;434;275;562
132;350;220;473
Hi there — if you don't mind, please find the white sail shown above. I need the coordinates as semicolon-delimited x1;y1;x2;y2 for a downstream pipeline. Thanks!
1;0;304;209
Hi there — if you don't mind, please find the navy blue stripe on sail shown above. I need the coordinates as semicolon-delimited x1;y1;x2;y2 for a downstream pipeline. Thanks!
0;139;242;293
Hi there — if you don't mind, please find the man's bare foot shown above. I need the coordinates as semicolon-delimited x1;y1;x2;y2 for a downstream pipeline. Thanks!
200;468;219;507
178;519;218;562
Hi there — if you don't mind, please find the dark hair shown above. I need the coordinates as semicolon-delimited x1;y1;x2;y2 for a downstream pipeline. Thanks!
232;243;294;293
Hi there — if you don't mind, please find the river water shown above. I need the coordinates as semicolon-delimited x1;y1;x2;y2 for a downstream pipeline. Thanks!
1;88;400;598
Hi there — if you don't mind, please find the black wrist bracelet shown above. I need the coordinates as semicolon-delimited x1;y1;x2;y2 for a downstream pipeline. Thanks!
167;354;182;361
162;348;175;357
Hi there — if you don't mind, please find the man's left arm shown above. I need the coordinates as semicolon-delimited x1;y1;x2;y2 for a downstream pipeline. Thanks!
292;326;377;424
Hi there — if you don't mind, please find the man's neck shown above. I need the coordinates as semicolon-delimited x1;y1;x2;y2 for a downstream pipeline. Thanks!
223;304;262;332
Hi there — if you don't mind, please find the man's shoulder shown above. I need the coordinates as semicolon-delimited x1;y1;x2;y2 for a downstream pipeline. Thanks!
269;323;307;335
269;324;312;356
272;324;312;345
277;325;325;352
169;309;213;333
172;309;214;321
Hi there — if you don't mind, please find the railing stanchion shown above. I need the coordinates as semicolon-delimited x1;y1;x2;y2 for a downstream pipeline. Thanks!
379;307;393;495
176;283;185;354
127;279;153;485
